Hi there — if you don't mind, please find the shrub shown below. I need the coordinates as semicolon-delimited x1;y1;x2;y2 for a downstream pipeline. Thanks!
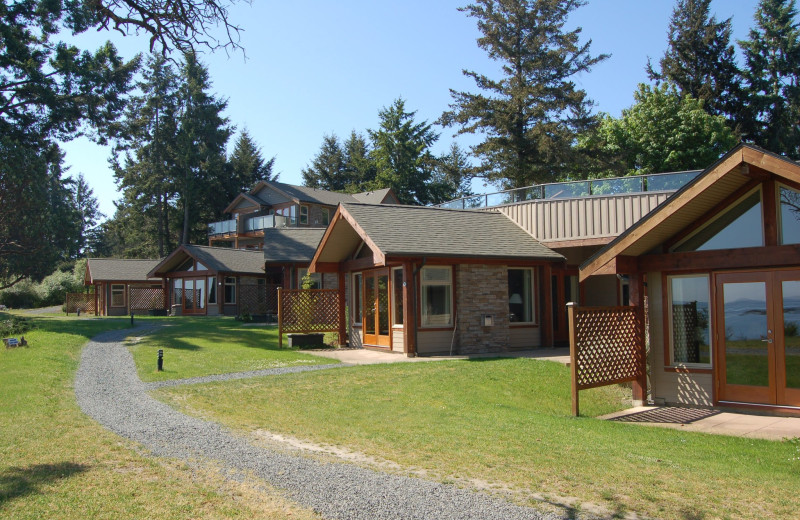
0;315;35;337
0;280;40;309
36;269;83;307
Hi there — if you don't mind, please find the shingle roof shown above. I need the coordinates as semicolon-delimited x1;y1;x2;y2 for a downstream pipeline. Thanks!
269;181;360;205
262;228;326;263
86;258;162;282
340;203;564;260
351;188;394;204
182;245;265;274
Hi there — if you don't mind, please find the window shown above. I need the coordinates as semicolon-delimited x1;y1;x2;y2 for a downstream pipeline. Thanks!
321;208;330;226
421;266;452;327
353;273;362;324
196;261;207;271
300;205;309;225
508;269;534;323
173;279;183;305
668;275;711;366
224;277;236;304
297;268;321;289
779;185;800;245
392;267;404;325
111;284;125;307
177;258;194;271
673;190;763;252
207;276;217;304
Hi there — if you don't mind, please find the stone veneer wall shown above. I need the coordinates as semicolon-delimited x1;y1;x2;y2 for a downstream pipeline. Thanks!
455;264;511;354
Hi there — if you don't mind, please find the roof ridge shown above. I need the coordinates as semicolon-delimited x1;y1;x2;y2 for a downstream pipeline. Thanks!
342;201;501;215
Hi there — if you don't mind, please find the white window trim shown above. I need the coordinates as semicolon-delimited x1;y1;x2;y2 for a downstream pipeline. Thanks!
420;266;453;328
508;267;536;325
667;273;712;368
111;284;126;308
392;267;403;327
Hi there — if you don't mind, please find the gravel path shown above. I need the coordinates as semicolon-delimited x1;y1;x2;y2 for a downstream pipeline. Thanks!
75;326;563;520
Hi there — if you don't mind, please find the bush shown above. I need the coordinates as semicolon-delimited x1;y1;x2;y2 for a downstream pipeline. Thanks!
36;269;83;307
0;315;35;337
0;280;40;309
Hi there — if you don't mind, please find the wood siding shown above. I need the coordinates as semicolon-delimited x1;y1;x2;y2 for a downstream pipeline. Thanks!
496;192;672;243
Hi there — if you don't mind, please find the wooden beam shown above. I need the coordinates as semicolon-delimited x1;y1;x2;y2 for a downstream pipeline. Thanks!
568;303;579;416
763;178;778;247
638;244;800;272
580;256;637;281
628;273;647;406
402;261;416;356
337;273;347;347
341;255;384;273
310;262;339;273
542;237;615;250
541;264;553;348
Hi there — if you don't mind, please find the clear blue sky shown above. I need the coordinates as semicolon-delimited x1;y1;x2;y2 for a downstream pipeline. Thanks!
60;0;763;220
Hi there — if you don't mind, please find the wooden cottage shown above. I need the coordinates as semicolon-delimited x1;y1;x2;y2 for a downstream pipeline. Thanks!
580;144;800;414
84;258;165;316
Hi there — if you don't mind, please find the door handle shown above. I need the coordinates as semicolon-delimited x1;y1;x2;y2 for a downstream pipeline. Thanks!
761;339;773;343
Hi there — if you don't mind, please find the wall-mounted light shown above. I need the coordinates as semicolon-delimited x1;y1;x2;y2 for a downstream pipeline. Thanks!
482;314;494;327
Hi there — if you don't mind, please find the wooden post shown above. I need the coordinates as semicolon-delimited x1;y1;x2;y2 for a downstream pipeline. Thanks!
628;273;647;406
337;273;347;347
567;302;579;417
402;262;416;356
277;287;283;349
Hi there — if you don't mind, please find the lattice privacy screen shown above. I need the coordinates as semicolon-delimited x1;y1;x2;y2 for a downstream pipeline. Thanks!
65;293;95;314
279;289;340;333
129;287;166;311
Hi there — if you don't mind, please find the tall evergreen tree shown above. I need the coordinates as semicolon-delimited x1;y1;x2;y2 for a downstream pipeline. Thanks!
69;173;105;257
301;134;348;191
647;0;742;122
343;131;377;192
440;0;607;188
430;143;475;203
228;129;277;193
369;98;439;206
174;53;232;244
739;0;800;156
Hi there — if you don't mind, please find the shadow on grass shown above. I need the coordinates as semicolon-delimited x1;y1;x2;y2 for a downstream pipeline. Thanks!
0;462;89;505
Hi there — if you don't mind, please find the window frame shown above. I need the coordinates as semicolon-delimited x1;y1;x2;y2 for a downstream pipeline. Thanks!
778;182;800;245
507;267;536;325
392;267;404;327
665;273;712;369
352;273;362;325
224;276;236;304
207;276;217;305
321;207;330;226
297;268;322;289
300;205;309;225
420;266;453;328
110;284;126;308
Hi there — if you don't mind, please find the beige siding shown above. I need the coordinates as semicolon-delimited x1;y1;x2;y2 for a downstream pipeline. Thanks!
392;327;404;352
647;272;714;406
417;330;456;355
496;192;672;242
509;327;541;349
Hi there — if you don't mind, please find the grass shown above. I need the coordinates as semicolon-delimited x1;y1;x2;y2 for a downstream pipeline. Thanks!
127;317;337;382
0;313;321;520
156;358;800;520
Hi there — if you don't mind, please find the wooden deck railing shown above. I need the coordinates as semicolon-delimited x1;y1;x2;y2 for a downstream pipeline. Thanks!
567;304;646;416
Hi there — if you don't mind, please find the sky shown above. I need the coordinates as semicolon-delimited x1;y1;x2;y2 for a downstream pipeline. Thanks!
58;0;765;221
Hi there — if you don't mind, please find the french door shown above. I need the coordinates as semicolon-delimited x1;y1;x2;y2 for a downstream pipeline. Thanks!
182;277;206;315
715;270;800;407
363;269;391;347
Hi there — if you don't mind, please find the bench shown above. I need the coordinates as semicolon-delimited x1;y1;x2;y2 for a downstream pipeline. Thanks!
4;337;19;348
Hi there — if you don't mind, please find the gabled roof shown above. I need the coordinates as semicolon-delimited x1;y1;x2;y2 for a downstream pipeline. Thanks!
85;258;162;284
351;188;398;205
223;193;267;214
149;245;265;277
262;228;326;263
579;144;800;280
223;181;401;214
311;203;563;269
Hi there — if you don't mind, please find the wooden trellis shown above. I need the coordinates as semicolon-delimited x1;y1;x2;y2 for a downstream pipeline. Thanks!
278;288;340;348
65;293;95;315
567;304;646;416
129;287;166;313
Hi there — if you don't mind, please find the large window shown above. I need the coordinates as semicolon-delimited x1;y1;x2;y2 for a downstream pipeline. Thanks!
673;190;763;252
392;267;404;326
668;275;711;366
508;268;534;323
224;277;236;304
779;184;800;245
321;208;330;226
111;284;125;307
421;266;452;327
207;276;217;304
173;279;182;305
297;268;321;289
300;205;309;225
353;273;362;324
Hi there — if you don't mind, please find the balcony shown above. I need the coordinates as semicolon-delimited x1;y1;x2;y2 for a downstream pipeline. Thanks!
435;170;701;210
208;219;236;236
208;215;293;237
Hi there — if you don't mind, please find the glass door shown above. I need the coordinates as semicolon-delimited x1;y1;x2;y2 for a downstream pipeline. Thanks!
182;277;206;315
715;270;800;406
363;269;391;347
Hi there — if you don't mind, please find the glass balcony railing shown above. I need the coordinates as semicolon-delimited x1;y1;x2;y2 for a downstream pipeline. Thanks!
208;219;236;235
244;214;291;231
435;170;702;210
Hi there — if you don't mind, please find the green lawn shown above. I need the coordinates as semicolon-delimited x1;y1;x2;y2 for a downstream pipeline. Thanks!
128;317;337;382
0;313;320;520
156;358;800;520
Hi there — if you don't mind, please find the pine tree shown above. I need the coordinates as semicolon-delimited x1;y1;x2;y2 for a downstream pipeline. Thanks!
440;0;607;188
368;98;439;206
301;134;348;191
739;0;800;156
343;131;377;192
69;173;105;257
647;0;742;122
430;143;475;203
228;129;277;193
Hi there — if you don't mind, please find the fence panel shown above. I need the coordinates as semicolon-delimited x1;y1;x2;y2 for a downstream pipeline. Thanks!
129;287;166;313
568;304;645;416
65;293;95;315
278;288;340;348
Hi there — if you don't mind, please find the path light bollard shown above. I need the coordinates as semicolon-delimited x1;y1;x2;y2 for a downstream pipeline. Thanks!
130;312;135;327
157;349;163;371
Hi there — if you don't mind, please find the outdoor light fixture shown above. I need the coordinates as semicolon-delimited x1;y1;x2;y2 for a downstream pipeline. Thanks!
509;293;523;304
482;314;494;327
